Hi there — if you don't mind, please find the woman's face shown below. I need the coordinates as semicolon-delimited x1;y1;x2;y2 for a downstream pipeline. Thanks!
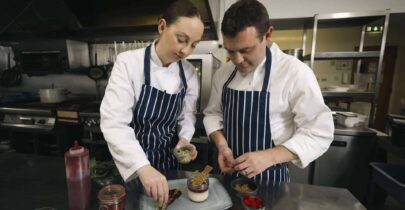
156;16;204;66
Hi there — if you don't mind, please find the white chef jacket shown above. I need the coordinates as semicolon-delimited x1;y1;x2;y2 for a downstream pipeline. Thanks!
100;41;199;182
203;42;334;168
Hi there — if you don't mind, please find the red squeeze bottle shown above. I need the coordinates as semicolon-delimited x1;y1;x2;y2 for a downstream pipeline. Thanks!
65;140;91;210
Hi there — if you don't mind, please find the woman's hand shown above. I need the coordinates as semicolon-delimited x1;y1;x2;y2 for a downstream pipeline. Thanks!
137;165;169;206
176;138;198;160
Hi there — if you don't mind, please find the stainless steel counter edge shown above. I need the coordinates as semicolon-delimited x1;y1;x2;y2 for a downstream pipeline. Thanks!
334;125;376;136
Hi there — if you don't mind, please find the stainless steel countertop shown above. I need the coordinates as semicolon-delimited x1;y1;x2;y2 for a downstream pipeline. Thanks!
0;152;366;210
124;170;366;210
265;183;366;210
334;124;376;136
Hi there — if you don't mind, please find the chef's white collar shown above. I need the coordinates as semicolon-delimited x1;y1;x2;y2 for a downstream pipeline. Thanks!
150;40;165;67
257;42;279;71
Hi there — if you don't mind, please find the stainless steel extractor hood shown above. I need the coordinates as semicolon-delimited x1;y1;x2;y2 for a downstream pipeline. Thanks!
0;0;217;42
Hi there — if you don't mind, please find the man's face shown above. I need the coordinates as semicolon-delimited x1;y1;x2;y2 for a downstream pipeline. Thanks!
223;26;271;74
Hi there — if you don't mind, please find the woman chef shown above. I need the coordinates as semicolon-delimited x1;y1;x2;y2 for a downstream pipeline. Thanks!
100;0;204;205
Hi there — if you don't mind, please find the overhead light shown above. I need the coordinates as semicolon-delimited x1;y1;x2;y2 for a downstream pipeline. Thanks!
366;25;383;33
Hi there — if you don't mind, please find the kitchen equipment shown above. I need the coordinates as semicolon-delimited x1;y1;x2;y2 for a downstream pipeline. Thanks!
313;130;378;206
0;98;97;155
370;162;405;204
38;88;70;103
388;115;405;147
282;48;303;61
88;51;108;81
65;140;91;210
186;54;221;114
139;177;232;210
0;101;58;154
88;66;107;81
0;67;22;87
12;39;90;75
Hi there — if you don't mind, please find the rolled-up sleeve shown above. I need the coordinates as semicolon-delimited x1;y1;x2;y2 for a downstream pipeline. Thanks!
281;67;334;168
100;53;150;182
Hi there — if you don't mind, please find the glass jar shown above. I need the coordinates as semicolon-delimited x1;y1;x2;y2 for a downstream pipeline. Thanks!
97;184;126;210
187;177;209;202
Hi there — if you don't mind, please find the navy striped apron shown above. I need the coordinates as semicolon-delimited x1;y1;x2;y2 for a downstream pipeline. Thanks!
132;45;187;172
222;47;290;185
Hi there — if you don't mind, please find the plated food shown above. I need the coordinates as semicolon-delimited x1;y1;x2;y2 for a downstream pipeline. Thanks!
234;183;254;193
187;165;213;202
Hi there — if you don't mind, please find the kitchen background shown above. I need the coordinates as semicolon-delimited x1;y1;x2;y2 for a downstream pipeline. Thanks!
0;0;405;209
0;0;404;115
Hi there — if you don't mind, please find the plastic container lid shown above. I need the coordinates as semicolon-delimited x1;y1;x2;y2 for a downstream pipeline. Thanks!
97;184;126;205
68;140;85;155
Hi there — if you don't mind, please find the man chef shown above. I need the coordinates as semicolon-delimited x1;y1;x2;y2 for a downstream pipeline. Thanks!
203;0;334;184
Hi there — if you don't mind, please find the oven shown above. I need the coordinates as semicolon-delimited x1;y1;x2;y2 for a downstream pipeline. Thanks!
186;54;221;114
0;98;96;156
0;102;59;155
79;110;112;161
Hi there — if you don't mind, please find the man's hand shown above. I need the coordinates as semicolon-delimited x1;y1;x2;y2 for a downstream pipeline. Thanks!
137;165;169;206
233;146;298;178
218;145;235;173
176;138;198;160
209;130;235;173
233;150;271;178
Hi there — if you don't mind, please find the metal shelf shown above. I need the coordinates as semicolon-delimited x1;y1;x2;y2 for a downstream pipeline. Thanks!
305;10;390;127
334;125;377;136
317;11;387;20
0;107;53;116
83;125;101;133
270;17;312;30
0;122;54;132
322;91;375;98
304;51;380;60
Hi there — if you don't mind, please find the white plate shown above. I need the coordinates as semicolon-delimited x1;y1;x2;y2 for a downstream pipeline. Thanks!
139;177;232;210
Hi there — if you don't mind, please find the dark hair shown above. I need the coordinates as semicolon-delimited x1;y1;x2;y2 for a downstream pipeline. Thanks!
221;0;270;38
160;0;202;26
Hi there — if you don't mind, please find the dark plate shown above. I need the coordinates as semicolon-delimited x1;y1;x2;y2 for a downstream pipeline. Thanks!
230;177;258;197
